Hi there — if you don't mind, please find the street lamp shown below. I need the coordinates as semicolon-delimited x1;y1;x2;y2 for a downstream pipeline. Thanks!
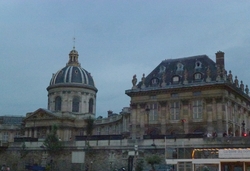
110;161;112;171
132;145;138;171
90;161;93;171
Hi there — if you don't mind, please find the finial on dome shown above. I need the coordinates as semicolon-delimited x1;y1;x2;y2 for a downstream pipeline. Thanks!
73;37;75;50
67;37;80;67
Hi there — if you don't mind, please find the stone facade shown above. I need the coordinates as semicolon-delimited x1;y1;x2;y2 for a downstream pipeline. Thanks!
125;51;250;140
1;50;250;171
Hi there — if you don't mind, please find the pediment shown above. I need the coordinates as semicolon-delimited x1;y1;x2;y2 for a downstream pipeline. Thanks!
24;108;58;121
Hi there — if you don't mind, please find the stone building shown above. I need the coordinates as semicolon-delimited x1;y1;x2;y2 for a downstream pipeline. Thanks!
22;49;250;142
2;48;250;171
0;116;24;143
125;51;250;139
23;47;98;141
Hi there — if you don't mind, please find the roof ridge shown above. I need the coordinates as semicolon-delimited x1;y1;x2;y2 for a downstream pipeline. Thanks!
162;54;208;62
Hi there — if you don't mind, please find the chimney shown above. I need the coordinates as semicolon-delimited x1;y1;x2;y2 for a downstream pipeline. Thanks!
215;51;225;68
108;110;113;117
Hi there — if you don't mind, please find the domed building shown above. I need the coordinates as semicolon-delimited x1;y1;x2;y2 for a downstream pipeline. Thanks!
47;47;97;116
5;50;250;171
23;47;98;141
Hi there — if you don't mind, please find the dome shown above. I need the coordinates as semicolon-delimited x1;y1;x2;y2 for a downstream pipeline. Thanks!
47;48;97;91
49;66;95;87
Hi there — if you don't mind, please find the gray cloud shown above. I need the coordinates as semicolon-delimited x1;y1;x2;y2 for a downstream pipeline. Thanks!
1;1;250;116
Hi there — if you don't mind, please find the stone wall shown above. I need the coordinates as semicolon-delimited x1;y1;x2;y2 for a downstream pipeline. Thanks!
0;147;164;171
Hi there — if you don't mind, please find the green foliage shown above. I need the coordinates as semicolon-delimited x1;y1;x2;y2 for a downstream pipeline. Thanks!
146;154;162;171
84;116;95;156
135;160;144;171
20;141;28;158
43;125;63;155
45;165;51;171
203;166;210;171
85;116;95;136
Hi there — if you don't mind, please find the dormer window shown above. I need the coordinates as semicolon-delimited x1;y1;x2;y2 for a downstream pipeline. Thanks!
176;62;184;71
172;75;180;83
151;77;159;87
159;65;166;73
194;72;202;80
195;61;202;69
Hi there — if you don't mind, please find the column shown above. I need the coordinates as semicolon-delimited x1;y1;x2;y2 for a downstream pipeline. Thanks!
139;103;146;139
159;101;167;135
130;103;138;140
34;128;37;138
206;98;213;133
25;130;28;137
216;97;223;137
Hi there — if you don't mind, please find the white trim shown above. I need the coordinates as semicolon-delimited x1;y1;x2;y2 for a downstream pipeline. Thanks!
166;158;250;165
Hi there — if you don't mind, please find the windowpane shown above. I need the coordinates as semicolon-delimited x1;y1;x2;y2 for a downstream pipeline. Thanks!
193;100;203;119
89;98;94;113
170;102;180;120
72;97;80;112
55;96;62;111
149;103;158;122
173;76;179;82
195;73;201;80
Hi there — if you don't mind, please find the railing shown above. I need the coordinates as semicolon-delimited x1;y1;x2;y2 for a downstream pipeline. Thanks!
75;134;124;141
143;133;204;139
95;115;122;124
14;137;38;142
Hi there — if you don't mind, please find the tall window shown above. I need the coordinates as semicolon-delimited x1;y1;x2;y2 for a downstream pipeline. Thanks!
170;101;180;120
123;117;128;132
96;127;101;135
55;96;62;111
232;105;236;122
15;131;20;137
89;98;94;113
193;100;203;119
3;132;8;142
149;103;158;122
72;97;80;112
79;129;84;136
151;78;159;87
117;124;121;134
106;126;109;134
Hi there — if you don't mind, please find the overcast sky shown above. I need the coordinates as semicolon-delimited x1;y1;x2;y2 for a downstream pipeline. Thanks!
1;1;250;117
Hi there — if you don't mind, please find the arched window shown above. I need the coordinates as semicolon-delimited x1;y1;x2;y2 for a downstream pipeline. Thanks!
172;75;180;84
72;97;80;112
55;96;62;111
89;98;94;113
176;62;184;71
194;72;202;81
150;77;159;87
195;61;202;69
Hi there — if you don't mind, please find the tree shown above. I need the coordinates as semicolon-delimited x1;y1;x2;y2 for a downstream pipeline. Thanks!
20;141;28;158
43;125;62;156
84;116;95;148
135;160;144;171
146;154;162;171
203;166;210;171
85;116;95;137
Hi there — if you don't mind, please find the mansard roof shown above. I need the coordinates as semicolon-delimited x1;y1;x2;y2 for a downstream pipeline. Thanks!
126;53;249;100
140;55;217;87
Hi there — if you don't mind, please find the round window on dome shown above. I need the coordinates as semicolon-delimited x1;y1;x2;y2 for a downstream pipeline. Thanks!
75;70;78;74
